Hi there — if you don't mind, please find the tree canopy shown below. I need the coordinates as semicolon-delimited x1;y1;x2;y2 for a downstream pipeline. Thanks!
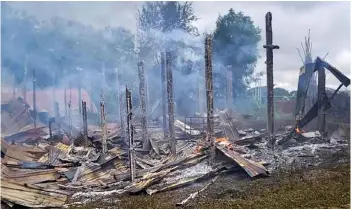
213;8;261;98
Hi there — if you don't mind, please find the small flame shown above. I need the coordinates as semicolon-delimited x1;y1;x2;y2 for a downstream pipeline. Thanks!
295;126;304;134
215;137;234;150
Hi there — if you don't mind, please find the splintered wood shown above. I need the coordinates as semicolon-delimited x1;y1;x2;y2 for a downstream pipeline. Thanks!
205;34;215;166
137;61;150;151
166;52;176;155
126;87;136;182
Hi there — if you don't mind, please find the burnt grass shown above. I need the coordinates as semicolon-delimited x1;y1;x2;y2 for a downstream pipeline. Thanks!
71;163;350;209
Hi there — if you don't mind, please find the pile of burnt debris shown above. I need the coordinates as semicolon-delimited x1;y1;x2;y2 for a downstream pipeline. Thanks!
1;103;348;208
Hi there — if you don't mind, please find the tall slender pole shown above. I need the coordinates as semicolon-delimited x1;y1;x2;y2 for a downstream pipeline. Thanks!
160;53;168;137
166;52;176;155
126;87;135;182
226;65;233;111
82;101;88;145
101;63;107;154
23;56;27;102
263;12;279;148
32;69;37;129
137;61;150;151
69;81;73;146
205;34;215;166
78;73;82;121
317;67;326;134
53;71;57;117
64;69;68;117
116;69;126;140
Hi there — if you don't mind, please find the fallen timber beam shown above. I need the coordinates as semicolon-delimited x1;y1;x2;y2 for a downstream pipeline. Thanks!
215;144;269;177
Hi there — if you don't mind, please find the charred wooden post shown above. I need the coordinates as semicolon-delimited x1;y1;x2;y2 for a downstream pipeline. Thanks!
116;69;126;140
55;102;60;118
226;65;233;111
82;101;88;144
166;52;176;155
205;34;215;166
53;72;57;116
32;69;37;129
100;99;107;154
126;87;136;182
23;57;27;102
317;67;326;134
69;81;73;145
49;118;53;140
78;78;82;119
160;52;168;137
63;69;67;117
137;61;150;151
263;12;279;148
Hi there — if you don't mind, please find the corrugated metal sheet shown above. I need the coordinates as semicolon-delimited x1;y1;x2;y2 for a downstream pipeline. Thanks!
2;165;59;184
215;144;269;177
1;178;68;208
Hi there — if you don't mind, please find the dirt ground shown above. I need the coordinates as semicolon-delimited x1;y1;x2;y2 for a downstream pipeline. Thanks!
72;162;350;209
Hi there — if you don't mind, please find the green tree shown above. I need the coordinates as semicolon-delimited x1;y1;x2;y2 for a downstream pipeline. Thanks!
213;9;261;98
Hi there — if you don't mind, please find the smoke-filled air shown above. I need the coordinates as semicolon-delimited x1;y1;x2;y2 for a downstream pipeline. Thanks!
1;2;262;123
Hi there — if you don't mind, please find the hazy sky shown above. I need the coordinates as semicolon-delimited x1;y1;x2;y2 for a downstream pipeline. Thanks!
9;1;351;91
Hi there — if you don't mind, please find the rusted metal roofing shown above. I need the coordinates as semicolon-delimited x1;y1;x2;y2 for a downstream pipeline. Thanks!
1;139;47;163
1;178;68;208
2;165;59;184
215;144;269;177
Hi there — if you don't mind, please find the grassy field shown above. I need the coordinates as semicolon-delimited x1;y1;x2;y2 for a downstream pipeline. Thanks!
72;163;350;209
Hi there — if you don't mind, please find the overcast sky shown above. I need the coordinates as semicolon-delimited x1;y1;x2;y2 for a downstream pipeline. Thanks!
9;1;351;91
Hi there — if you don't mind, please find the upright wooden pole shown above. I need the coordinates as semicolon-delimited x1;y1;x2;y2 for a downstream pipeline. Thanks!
137;61;150;151
126;87;135;182
166;52;176;155
317;68;326;134
32;69;37;129
116;69;126;140
263;12;279;148
205;34;215;166
226;65;233;111
161;53;168;137
82;101;88;145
